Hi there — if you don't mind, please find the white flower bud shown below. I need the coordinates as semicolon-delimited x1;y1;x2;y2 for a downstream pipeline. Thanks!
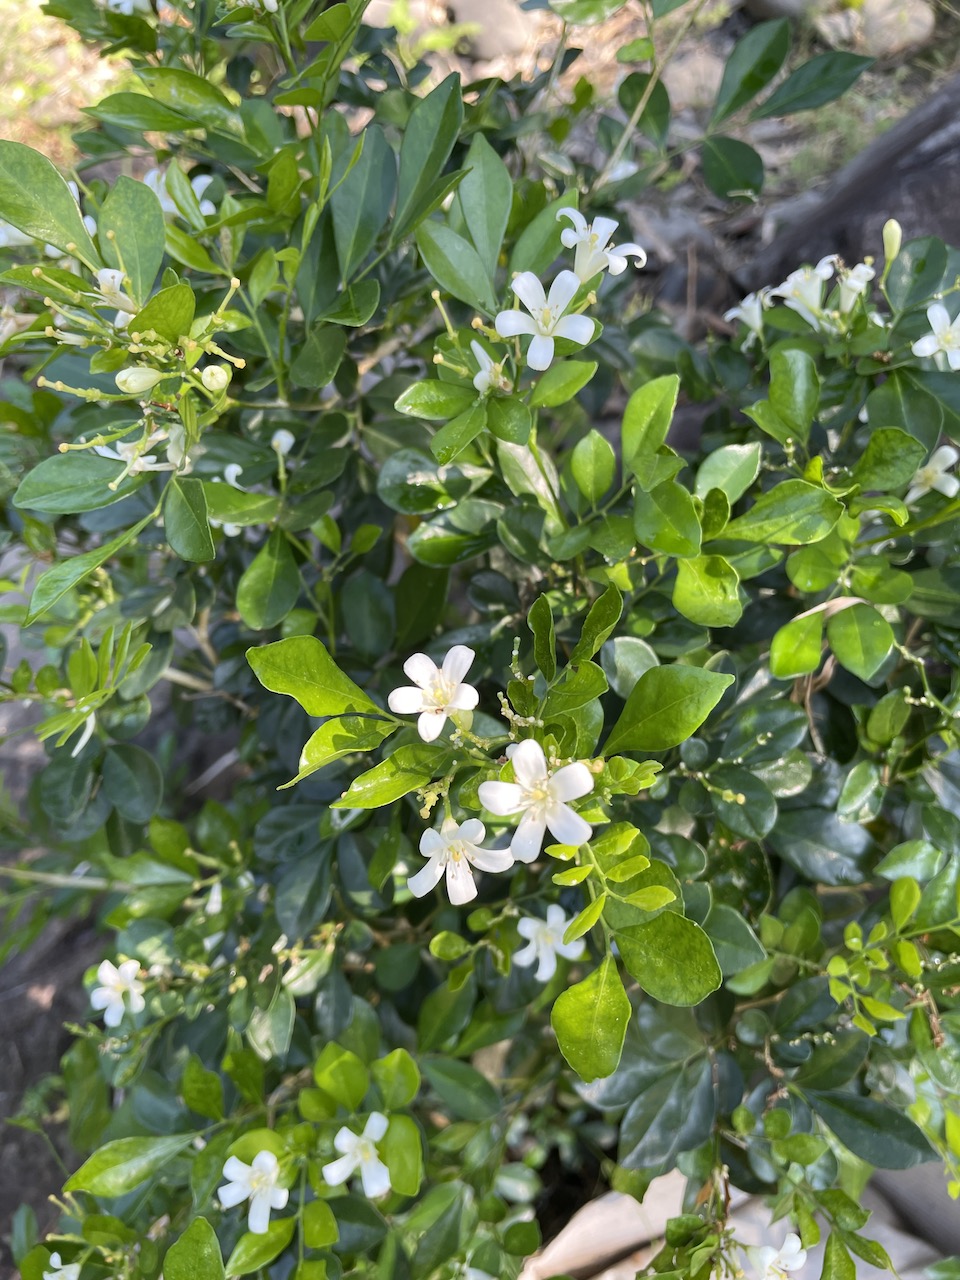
882;219;902;267
271;428;296;457
202;364;231;393
116;367;165;395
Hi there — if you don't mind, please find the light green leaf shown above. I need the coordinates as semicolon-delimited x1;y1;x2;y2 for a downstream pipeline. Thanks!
604;665;733;755
284;716;395;788
64;1135;194;1196
695;441;762;504
672;555;742;626
0;141;100;267
617;913;721;1005
551;956;630;1081
527;594;556;681
769;347;819;442
826;604;894;681
381;1115;424;1197
313;1042;369;1109
246;635;379;716
14;453;146;514
634;480;701;557
26;518;149;624
165;1218;224;1280
770;611;824;679
724;480;842;544
530;360;598;408
622;375;679;473
225;1219;296;1277
139;67;243;135
99;176;165;306
165;477;215;563
571;430;616;502
332;744;451;809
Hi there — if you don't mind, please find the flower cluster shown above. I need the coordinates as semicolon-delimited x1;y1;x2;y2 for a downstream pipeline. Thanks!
389;647;596;905
725;254;876;345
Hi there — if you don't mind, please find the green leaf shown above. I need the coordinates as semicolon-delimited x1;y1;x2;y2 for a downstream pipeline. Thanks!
332;744;450;809
314;279;380;326
530;360;598;408
703;903;765;975
618;72;671;148
486;396;531;445
672;555;742;627
551;956;630;1082
87;92;194;132
131;282;195;343
769;347;819;441
458;133;512;279
886;238;949;314
313;1042;369;1110
0;140;99;267
431;403;488;464
821;1233;856;1280
98;176;165;306
165;1218;224;1280
415;221;496;313
246;635;379;716
26;518;148;624
331;124;396;281
550;0;627;23
381;1115;424;1197
181;1057;224;1121
372;1048;420;1110
422;1057;500;1121
14;453;146;514
509;192;578;278
695;441;761;504
701;136;763;199
875;840;943;882
807;1092;933;1168
284;716;395;788
396;380;477;422
290;324;347;389
302;1200;338;1248
616;914;721;1006
634;480;701;557
237;529;299;630
571;430;616;502
770;611;824;679
724;479;842;544
572;585;623;662
622;374;679;473
165;477;215;563
852;427;926;491
102;745;163;823
709;765;777;839
203;485;280;528
225;1219;296;1277
527;595;556;681
247;988;296;1061
752;51;872;118
711;19;790;124
394;74;463;238
604;665;733;755
826;604;894;681
138;67;243;134
64;1135;194;1195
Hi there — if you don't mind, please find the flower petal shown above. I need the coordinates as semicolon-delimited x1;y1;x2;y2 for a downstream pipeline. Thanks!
511;271;547;315
552;314;595;347
932;472;960;497
911;333;940;357
929;444;959;471
516;918;539;940
417;710;447;742
478;780;524;815
550;761;594;802
270;1186;290;1211
904;483;927;504
927;302;951;335
322;1153;358;1186
441;643;475;685
526;334;555;370
511;738;548;788
360;1155;392;1199
591;217;619;251
535;948;558;982
388;686;426;714
459;818;486;844
247;1192;272;1235
407;858;445;898
97;960;118;985
470;339;493;371
495;309;538;338
446;859;478;904
217;1180;250;1209
546;269;582;318
513;940;538;967
252;1150;279;1175
545;903;567;928
449;683;479;710
468;845;515;873
365;1111;390;1141
403;652;438;688
510;812;546;862
420;827;445;855
556;937;586;961
545;802;592;848
557;206;586;235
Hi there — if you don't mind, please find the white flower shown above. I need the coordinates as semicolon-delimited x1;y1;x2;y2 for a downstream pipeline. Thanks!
202;364;231;393
90;958;145;1028
905;444;960;504
723;290;768;348
387;644;479;742
271;427;296;456
838;262;875;313
912;302;960;371
408;816;514;905
43;1252;81;1280
143;168;216;219
95;428;175;479
0;220;35;250
470;340;512;395
749;1234;807;1280
477;739;594;862
322;1113;392;1199
210;463;245;536
115;366;166;395
514;903;584;981
218;1150;289;1234
95;268;136;314
557;208;646;283
769;256;837;330
495;271;594;371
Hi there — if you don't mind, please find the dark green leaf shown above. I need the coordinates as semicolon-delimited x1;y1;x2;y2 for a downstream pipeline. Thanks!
165;477;215;563
752;52;872;118
711;20;790;124
236;529;299;630
701;136;763;199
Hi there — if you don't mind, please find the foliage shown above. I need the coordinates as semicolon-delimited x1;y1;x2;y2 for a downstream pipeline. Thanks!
0;4;957;1280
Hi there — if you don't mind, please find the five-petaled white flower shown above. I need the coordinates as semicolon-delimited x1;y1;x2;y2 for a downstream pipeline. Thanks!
478;739;594;861
514;904;584;981
557;208;646;284
218;1149;289;1234
905;444;960;505
723;290;768;349
769;256;837;330
322;1112;392;1199
43;1252;81;1280
495;271;594;371
749;1234;807;1280
912;302;960;371
388;645;479;742
90;958;145;1027
838;261;875;314
95;429;174;480
408;816;514;905
143;168;216;219
470;340;512;395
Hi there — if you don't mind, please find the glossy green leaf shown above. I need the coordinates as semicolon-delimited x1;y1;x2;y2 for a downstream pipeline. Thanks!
551;956;630;1081
225;1219;296;1277
313;1042;369;1109
826;604;894;681
285;717;395;788
26;518;149;624
616;914;721;1005
290;324;347;389
164;1218;224;1280
65;1135;194;1195
165;477;215;563
237;529;300;630
752;52;872;118
622;374;679;473
724;480;842;544
394;74;463;238
571;429;616;502
634;480;701;557
99;176;165;306
527;594;556;681
572;585;623;662
247;635;379;716
770;611;824;678
604;665;733;755
695;442;762;505
131;282;195;343
139;67;243;134
701;136;763;199
458;133;512;278
530;360;598;408
852;428;926;491
396;380;477;422
332;744;451;809
769;347;819;441
381;1115;424;1196
14;453;146;514
672;555;742;626
415;220;496;313
807;1092;933;1168
331;124;396;281
0;140;99;267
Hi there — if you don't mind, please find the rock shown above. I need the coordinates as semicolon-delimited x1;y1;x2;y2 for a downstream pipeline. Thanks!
447;0;540;59
661;48;725;111
859;0;935;56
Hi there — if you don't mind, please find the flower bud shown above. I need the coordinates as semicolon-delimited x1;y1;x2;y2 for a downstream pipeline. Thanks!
115;367;165;395
271;428;295;457
202;364;231;393
882;219;902;267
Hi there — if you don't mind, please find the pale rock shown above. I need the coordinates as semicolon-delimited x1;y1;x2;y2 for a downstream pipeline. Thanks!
860;0;935;56
661;48;725;110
